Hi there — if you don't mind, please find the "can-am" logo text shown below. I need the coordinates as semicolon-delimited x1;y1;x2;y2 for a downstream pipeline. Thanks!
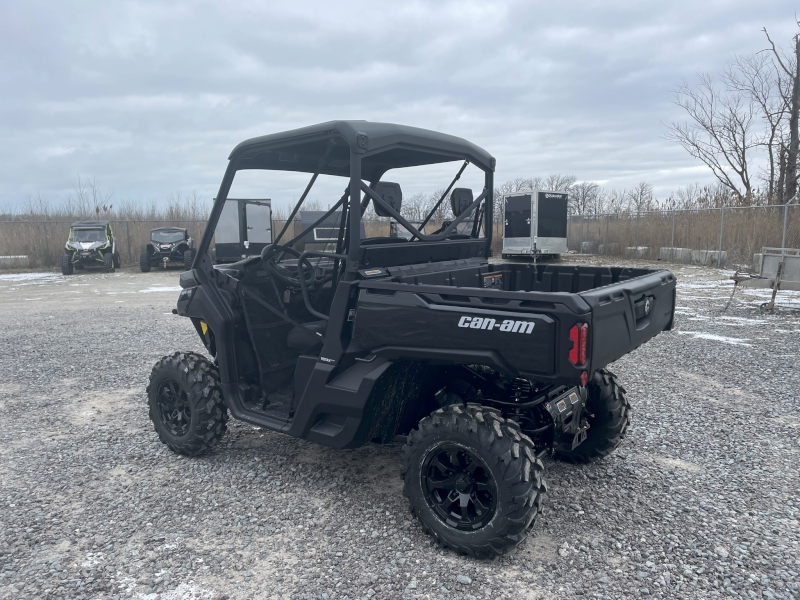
458;316;535;334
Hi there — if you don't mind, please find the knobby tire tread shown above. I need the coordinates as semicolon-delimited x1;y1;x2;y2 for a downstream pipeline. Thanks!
402;403;546;558
147;351;228;457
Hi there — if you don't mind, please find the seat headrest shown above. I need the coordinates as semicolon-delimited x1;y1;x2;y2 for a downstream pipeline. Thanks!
373;182;402;218
450;188;474;217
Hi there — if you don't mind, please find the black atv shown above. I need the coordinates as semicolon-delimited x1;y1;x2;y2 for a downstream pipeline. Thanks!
61;220;120;275
140;227;195;272
148;121;676;557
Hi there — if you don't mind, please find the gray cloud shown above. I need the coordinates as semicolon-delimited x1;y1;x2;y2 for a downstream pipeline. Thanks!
1;0;797;210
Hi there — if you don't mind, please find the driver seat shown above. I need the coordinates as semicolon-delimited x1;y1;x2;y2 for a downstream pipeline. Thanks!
286;320;327;353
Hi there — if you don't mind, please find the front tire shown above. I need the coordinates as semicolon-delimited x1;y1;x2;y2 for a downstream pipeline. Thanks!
554;369;631;463
103;253;114;272
403;404;546;558
147;351;228;456
183;248;196;268
139;249;152;272
60;254;73;275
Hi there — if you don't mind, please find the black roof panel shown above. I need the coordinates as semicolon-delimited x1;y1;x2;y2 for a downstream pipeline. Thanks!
230;120;494;180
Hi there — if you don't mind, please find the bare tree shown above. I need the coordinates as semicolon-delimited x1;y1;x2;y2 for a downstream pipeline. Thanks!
628;182;655;212
570;181;601;215
605;189;629;213
542;174;577;192
764;23;800;202
725;53;787;201
674;183;703;209
400;193;428;221
667;73;759;203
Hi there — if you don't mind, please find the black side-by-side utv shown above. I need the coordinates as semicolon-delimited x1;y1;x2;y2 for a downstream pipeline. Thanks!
148;121;676;557
61;220;120;275
140;227;195;272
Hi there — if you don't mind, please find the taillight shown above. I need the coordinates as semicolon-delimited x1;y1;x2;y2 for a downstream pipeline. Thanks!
579;323;589;365
568;323;590;366
569;325;579;365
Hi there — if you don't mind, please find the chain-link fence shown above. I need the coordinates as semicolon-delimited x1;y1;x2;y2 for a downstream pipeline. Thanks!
567;204;800;268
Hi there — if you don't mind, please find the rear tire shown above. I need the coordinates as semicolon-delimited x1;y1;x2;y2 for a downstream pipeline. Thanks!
554;369;631;464
60;254;73;275
402;403;546;558
103;253;114;272
139;249;152;272
113;251;121;269
147;351;228;456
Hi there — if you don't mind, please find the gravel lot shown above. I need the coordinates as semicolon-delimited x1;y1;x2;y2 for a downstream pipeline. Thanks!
1;259;798;600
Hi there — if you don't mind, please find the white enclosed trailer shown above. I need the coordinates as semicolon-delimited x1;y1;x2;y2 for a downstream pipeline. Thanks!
501;190;569;259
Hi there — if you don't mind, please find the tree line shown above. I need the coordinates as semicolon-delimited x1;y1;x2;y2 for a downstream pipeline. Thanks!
667;19;800;205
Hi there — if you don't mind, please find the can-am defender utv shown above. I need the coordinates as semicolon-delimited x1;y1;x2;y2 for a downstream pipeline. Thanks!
61;220;120;275
148;121;676;558
140;227;195;272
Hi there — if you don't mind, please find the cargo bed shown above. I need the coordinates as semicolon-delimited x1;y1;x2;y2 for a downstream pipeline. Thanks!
352;259;676;385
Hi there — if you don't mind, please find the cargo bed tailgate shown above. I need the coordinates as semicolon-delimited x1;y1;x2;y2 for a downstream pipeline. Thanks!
580;269;676;369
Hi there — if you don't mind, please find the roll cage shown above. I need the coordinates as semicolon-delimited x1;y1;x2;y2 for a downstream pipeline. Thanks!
193;121;496;282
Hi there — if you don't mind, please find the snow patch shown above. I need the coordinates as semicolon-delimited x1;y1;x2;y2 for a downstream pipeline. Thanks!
0;272;63;285
138;286;182;293
677;331;752;346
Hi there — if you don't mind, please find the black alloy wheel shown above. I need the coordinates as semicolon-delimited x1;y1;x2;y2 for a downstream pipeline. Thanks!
422;443;497;530
403;404;546;558
156;380;192;437
147;351;228;456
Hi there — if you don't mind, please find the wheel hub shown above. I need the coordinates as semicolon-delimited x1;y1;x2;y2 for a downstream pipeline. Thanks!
156;380;191;437
421;444;497;531
454;473;472;493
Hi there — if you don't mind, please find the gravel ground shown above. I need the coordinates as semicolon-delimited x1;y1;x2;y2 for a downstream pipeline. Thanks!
0;260;798;600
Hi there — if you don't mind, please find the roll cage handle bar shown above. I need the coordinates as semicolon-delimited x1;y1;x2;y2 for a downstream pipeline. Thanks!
360;182;487;243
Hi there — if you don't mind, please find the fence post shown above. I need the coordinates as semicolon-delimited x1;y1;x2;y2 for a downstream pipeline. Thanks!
605;215;609;256
717;206;725;268
782;203;789;256
125;221;132;265
634;211;640;250
670;210;675;260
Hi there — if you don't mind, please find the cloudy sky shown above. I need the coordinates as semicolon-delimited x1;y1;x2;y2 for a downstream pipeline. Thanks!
1;0;798;211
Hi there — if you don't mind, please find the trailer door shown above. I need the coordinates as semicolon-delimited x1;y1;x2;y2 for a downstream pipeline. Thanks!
536;192;569;255
214;199;241;262
244;200;272;257
503;194;532;255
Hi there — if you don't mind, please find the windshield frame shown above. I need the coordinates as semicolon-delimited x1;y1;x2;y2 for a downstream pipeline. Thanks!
69;228;107;243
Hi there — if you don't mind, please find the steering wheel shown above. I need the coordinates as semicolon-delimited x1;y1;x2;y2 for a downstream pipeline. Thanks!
260;244;317;288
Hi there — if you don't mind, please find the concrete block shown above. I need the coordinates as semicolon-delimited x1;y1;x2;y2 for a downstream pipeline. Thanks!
625;246;649;258
659;247;692;262
752;253;762;274
598;243;621;255
0;255;29;268
691;250;727;266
